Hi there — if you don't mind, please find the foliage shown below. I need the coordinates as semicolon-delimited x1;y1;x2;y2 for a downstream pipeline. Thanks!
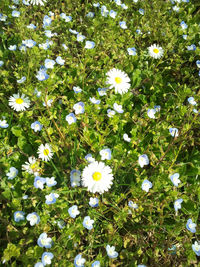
0;0;200;266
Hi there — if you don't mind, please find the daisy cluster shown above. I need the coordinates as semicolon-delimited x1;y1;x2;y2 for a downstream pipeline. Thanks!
1;0;200;266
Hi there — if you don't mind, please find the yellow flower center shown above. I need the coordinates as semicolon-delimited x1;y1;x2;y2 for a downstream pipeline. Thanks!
153;48;159;54
16;98;24;104
115;77;122;84
92;172;102;181
43;149;49;156
30;163;36;169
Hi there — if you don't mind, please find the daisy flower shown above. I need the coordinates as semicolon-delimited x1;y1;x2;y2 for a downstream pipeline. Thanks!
37;143;53;162
148;44;164;59
22;156;40;176
82;161;114;194
106;68;130;94
8;93;30;112
27;0;47;5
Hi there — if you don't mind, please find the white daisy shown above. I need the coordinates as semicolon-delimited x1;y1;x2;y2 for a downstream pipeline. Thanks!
8;93;30;112
148;44;164;59
37;144;53;162
22;156;40;176
82;161;114;194
27;0;47;5
106;68;130;94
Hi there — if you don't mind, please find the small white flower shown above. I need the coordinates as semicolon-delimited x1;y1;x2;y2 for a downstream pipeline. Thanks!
188;97;197;106
85;153;95;163
138;154;149;168
68;205;80;218
85;41;95;49
147;108;156;119
170;173;181;187
106;245;118;258
26;212;40;226
43;99;53;107
100;148;112;160
89;97;101;104
65;113;77;124
107;109;116;118
6;167;18;180
142;179;152;192
73;102;85;114
83;216;94;230
113;103;124;113
119;21;127;29
123;133;131;142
